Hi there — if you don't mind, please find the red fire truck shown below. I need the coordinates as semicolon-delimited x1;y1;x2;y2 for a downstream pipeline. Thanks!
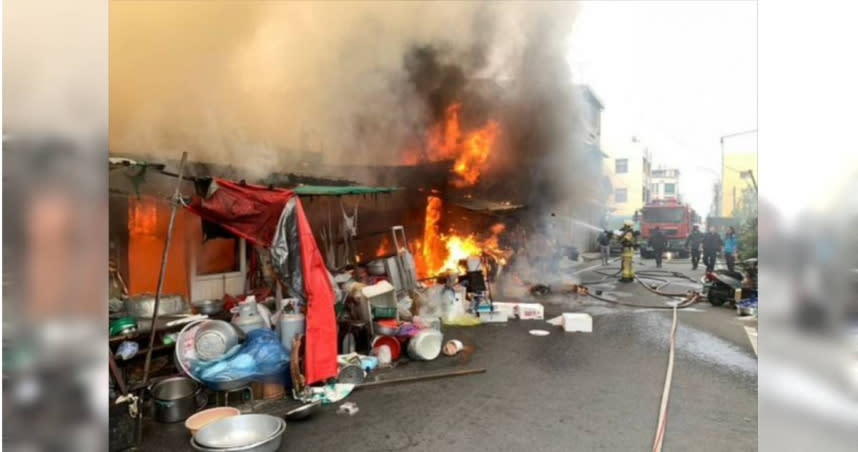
638;199;699;259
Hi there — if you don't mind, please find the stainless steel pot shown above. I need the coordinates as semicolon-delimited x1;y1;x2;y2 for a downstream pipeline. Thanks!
151;376;206;423
367;259;386;276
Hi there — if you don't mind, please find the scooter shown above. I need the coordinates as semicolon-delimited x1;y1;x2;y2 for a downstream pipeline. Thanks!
703;258;758;307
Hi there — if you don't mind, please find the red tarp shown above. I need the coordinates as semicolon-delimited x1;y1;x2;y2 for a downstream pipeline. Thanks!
185;178;294;247
185;178;338;384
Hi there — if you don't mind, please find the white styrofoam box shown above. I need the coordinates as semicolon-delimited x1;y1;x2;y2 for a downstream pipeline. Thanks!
562;313;592;333
516;303;545;320
491;302;518;319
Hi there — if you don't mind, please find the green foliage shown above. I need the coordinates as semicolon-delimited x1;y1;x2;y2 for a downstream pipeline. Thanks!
739;216;758;260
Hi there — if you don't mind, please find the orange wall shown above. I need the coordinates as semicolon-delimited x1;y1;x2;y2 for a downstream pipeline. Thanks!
128;196;190;298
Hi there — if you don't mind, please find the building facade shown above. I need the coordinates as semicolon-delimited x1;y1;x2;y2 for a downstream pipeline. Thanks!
721;130;757;218
604;136;652;219
650;167;681;202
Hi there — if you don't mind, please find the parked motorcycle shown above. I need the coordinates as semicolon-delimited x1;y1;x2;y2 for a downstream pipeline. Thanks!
703;258;758;307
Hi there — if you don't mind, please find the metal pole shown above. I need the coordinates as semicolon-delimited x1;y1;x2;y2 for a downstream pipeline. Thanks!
142;151;188;384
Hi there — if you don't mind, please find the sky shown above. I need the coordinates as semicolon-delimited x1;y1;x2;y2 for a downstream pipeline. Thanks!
568;1;757;217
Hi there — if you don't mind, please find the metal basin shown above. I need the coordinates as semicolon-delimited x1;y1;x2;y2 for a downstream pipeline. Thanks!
192;414;285;451
192;299;225;315
125;294;188;318
284;401;321;422
194;320;244;361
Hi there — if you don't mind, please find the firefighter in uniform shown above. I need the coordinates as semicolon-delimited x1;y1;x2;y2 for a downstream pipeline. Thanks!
618;220;640;282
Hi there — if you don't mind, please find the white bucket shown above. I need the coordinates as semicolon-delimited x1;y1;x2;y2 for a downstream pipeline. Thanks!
407;329;443;361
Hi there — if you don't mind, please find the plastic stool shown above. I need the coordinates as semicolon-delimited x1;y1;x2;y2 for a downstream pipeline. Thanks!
217;385;254;412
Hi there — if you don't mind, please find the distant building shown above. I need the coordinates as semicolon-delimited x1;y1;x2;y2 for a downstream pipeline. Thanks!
650;167;681;202
577;85;603;148
604;136;652;218
721;130;757;218
574;85;611;249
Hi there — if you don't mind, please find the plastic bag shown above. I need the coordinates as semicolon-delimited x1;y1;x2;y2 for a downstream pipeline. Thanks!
194;328;290;385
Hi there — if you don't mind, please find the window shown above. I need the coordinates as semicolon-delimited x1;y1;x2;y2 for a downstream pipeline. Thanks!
664;183;676;195
615;188;628;203
642;207;684;223
615;158;628;174
196;238;241;275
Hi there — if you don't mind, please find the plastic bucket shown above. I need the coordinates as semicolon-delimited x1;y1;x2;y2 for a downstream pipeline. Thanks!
371;335;401;360
406;330;443;361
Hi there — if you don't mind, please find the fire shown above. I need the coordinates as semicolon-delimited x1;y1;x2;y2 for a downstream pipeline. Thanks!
453;120;500;187
419;102;500;187
421;196;445;274
403;102;509;278
376;235;392;257
415;195;510;277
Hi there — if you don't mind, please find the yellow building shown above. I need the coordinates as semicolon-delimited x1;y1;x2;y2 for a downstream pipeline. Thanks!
721;130;757;218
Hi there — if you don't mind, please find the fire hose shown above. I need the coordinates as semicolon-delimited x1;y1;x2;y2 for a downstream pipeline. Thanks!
576;274;699;451
527;265;694;449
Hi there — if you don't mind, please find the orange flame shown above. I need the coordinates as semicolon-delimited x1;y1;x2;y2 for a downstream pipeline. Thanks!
418;102;500;187
375;235;392;257
415;195;510;277
453;120;500;187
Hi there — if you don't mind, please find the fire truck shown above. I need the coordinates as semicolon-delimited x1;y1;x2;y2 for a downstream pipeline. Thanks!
638;199;699;259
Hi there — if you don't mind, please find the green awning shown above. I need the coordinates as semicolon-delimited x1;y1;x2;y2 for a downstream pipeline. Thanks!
293;185;399;196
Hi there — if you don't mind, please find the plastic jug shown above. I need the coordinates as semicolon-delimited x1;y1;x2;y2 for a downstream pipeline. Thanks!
231;297;266;334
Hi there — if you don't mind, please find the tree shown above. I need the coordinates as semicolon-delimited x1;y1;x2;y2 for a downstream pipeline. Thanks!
739;215;757;260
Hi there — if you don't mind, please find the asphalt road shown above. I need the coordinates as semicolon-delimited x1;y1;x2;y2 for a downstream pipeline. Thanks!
137;258;758;451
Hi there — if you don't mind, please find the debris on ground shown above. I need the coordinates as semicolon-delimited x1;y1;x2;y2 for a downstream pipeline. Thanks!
442;340;464;356
337;402;360;416
530;284;552;296
529;329;550;336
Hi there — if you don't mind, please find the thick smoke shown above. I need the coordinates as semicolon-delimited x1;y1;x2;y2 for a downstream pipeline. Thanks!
110;2;581;165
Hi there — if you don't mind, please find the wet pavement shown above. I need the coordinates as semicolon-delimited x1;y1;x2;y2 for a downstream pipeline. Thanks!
135;259;758;451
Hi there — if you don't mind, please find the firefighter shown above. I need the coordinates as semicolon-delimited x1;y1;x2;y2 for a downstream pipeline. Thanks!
685;225;704;270
618;220;639;282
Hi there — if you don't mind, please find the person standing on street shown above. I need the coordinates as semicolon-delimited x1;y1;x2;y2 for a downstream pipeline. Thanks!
598;229;612;266
702;226;723;272
650;226;667;268
685;225;704;270
723;226;739;272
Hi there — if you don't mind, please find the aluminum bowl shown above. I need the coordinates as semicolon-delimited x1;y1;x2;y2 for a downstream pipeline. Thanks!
284;401;321;421
194;320;244;361
192;415;285;452
192;299;225;315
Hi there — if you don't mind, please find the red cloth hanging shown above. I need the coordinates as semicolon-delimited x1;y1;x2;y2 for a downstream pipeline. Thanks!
294;198;337;384
185;178;294;247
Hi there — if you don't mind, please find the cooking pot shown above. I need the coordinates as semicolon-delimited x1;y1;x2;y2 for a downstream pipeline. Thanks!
367;260;386;276
151;376;206;423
